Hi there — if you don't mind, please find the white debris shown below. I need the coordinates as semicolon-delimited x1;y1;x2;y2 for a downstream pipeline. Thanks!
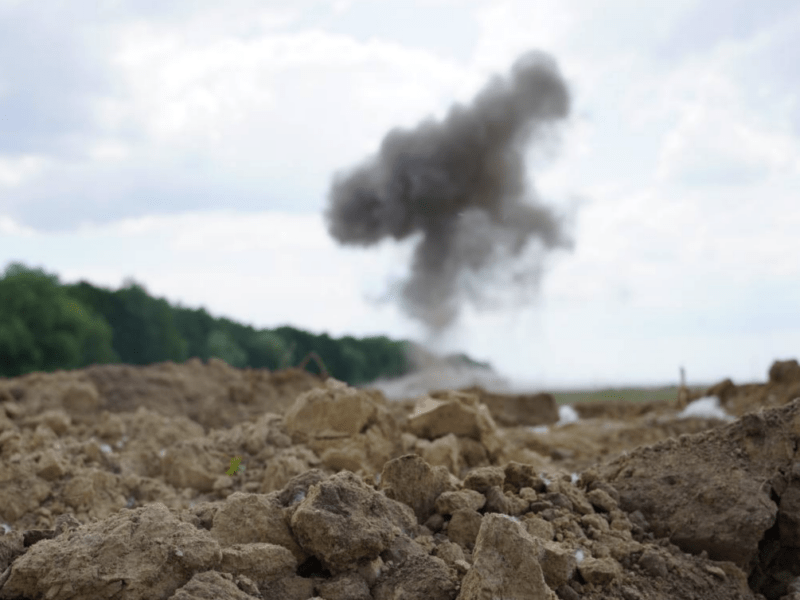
571;473;579;484
678;396;734;421
100;443;112;454
499;514;520;522
575;548;585;564
1;523;11;533
292;491;306;505
158;449;166;458
557;405;580;425
528;425;549;434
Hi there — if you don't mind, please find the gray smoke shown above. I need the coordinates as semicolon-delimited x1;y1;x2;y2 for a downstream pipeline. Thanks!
325;50;573;331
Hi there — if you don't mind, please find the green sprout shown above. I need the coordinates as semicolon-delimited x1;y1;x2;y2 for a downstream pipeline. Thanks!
226;456;243;475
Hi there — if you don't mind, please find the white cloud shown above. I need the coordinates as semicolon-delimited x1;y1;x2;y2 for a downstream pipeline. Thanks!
109;23;467;149
0;155;50;187
0;215;35;237
655;84;800;186
86;140;131;162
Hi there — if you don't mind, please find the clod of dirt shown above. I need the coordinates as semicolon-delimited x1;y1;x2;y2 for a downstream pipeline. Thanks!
210;491;307;562
379;454;458;524
460;513;556;599
406;391;503;460
290;470;417;574
1;503;223;600
284;379;399;474
435;386;559;427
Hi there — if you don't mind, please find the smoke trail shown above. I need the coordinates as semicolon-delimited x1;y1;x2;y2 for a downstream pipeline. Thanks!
325;50;573;331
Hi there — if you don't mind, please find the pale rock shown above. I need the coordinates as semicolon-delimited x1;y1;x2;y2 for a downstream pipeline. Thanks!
372;554;458;600
283;378;400;472
547;479;594;516
503;461;546;493
539;539;577;588
432;540;466;565
263;575;315;600
62;468;126;519
449;386;559;427
578;556;622;587
355;556;384;587
587;488;618;513
211;492;307;563
406;391;502;457
162;438;229;493
0;503;222;600
459;513;557;600
435;490;486;515
314;572;372;600
32;409;72;435
260;447;322;494
447;508;483;550
219;543;296;584
421;433;463;474
581;513;611;535
463;466;505;493
484;485;530;516
380;454;456;523
169;570;255;600
521;513;555;540
454;559;471;575
62;381;102;413
35;449;67;481
290;471;417;573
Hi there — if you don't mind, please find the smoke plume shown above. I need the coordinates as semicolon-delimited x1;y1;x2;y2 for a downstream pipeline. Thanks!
325;50;573;331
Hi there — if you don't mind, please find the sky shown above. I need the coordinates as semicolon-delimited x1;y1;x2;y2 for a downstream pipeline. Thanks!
2;0;799;390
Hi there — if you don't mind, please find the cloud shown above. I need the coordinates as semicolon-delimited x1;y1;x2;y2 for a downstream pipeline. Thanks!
0;2;112;156
1;2;473;232
657;103;800;186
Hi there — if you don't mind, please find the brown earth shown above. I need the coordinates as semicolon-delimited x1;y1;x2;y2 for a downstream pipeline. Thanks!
1;357;800;599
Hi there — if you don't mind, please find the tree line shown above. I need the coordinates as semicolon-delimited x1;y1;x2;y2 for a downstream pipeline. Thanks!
0;262;414;384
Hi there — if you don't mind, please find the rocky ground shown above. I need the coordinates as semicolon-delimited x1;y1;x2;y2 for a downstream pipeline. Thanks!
1;357;800;600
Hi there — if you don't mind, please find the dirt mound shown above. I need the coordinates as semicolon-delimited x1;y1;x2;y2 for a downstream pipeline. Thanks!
587;399;800;599
436;386;559;428
0;358;799;599
0;358;324;431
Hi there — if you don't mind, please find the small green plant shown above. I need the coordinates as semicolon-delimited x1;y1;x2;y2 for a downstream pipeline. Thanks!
226;456;242;475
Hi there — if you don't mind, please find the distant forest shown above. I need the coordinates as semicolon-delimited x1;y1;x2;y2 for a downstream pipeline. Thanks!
0;262;489;384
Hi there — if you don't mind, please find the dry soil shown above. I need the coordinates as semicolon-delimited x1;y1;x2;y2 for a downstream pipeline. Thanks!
1;356;800;600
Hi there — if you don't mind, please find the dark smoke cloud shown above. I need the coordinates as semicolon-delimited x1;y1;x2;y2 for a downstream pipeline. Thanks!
325;50;573;331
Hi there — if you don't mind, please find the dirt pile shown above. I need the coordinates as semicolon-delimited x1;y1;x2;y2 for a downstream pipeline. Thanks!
0;358;799;599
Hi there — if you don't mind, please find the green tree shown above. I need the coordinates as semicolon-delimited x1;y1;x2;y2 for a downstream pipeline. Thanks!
244;330;290;370
0;263;117;377
109;280;188;364
339;337;369;383
206;328;247;368
171;304;216;361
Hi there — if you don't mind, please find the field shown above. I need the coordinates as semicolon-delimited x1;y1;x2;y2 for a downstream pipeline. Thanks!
550;385;709;405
